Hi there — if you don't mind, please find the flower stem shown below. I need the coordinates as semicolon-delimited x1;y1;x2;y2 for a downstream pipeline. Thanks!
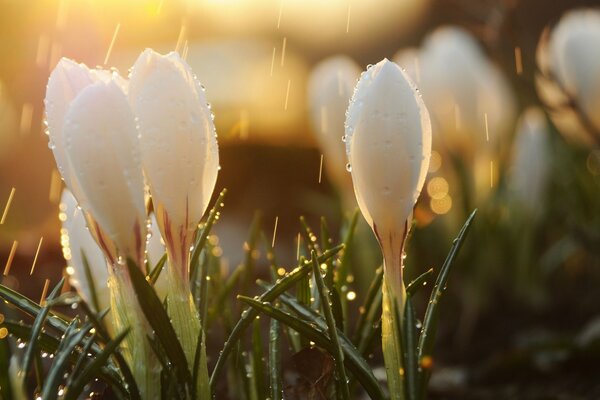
109;266;160;400
166;250;210;398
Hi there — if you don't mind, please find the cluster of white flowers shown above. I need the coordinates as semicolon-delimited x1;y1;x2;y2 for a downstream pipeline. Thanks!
46;49;218;399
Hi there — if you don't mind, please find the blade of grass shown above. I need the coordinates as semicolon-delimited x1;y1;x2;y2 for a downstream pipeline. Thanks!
268;317;282;400
21;278;65;378
402;297;417;400
191;328;209;400
64;329;129;400
311;250;350;399
0;283;70;333
0;331;12;400
417;210;477;396
209;244;344;391
189;188;227;282
251;319;267;399
41;322;93;400
238;296;385;400
148;253;167;285
337;210;360;331
78;302;140;400
125;259;192;389
81;251;101;312
406;268;434;297
353;267;383;343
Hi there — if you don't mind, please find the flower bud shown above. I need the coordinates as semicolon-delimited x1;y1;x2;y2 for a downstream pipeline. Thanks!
536;9;600;146
308;56;360;203
129;49;217;382
508;107;551;214
401;27;516;158
129;49;219;276
63;80;147;264
345;58;431;400
345;59;431;246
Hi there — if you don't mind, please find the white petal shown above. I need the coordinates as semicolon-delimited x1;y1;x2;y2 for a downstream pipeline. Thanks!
414;27;516;157
346;59;431;235
63;81;146;262
548;9;600;133
129;49;219;235
61;190;111;313
509;107;551;213
45;58;96;199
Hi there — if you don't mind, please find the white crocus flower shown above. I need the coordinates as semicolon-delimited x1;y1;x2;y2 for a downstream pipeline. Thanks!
45;60;159;399
62;79;147;265
308;56;360;206
416;27;516;157
129;49;216;392
509;107;551;215
536;9;600;146
396;27;516;206
345;59;431;399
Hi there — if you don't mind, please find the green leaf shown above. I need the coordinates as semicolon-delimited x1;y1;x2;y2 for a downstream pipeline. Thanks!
22;278;65;378
417;209;477;396
337;210;360;333
209;244;344;391
148;254;167;285
268;317;282;400
64;328;129;400
0;282;70;333
191;329;210;400
41;322;93;400
0;327;13;400
353;266;383;343
251;319;267;399
81;250;101;312
3;321;127;395
406;268;434;297
77;302;140;400
238;296;385;400
125;259;192;389
402;297;418;400
189;188;227;282
310;250;350;399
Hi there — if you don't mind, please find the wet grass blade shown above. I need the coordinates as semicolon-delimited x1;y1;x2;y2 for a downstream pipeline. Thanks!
126;259;192;389
268;317;282;400
64;328;129;400
337;210;360;332
192;329;210;400
189;188;227;282
311;250;351;399
251;319;267;399
0;328;12;400
41;322;93;400
148;254;167;285
238;295;385;400
402;297;418;400
406;268;434;297
22;278;65;378
0;282;70;333
353;266;383;343
77;303;140;400
3;320;127;394
81;251;101;312
417;209;477;396
209;244;344;391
